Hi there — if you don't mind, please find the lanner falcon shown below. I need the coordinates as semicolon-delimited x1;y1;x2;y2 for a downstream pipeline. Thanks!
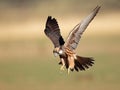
44;6;100;73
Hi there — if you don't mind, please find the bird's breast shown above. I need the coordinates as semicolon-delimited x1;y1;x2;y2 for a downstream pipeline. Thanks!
64;47;75;57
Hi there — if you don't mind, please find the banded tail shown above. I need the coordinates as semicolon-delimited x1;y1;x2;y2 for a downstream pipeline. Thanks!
74;55;94;72
59;55;94;72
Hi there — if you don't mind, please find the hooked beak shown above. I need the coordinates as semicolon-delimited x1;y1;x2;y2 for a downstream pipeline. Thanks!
53;52;59;57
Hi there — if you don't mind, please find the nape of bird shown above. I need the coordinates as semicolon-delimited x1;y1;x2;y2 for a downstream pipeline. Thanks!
44;6;101;74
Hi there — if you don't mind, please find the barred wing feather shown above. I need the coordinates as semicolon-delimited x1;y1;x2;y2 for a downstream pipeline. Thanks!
65;6;100;50
44;16;65;48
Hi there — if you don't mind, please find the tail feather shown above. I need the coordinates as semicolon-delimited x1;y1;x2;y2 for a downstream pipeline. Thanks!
74;66;79;71
74;55;94;71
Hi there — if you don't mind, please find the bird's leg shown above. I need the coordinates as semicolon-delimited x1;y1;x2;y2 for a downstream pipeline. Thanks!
60;58;65;71
67;68;70;74
67;56;75;74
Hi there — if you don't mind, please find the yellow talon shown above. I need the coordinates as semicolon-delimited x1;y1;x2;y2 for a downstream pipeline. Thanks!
67;68;70;74
60;65;65;71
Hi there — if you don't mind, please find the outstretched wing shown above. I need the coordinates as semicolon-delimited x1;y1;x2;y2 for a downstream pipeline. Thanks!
64;6;101;50
44;16;65;48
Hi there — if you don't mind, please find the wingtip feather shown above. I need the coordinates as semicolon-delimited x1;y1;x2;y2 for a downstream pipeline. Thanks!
93;5;101;14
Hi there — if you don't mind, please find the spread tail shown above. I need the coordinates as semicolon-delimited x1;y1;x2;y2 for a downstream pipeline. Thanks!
74;55;94;72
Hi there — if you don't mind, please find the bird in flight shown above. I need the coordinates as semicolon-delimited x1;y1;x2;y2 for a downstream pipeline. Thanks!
44;6;100;74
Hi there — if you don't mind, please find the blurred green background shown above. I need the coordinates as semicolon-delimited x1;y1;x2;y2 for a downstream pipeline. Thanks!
0;0;120;90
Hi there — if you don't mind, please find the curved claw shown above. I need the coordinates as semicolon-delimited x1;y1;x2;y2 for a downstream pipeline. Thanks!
60;65;65;71
67;68;70;74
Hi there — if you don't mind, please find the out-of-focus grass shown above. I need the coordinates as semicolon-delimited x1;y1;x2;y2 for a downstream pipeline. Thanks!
0;1;120;89
0;33;120;90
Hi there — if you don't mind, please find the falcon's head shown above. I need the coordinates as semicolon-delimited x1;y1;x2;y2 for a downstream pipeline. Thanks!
53;47;64;57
